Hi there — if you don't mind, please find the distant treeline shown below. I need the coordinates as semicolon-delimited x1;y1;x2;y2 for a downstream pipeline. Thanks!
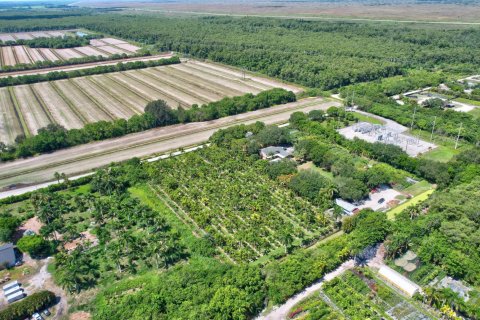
0;55;179;87
0;88;296;161
1;15;479;89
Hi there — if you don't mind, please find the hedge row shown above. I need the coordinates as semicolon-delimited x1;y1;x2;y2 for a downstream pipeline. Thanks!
0;290;55;320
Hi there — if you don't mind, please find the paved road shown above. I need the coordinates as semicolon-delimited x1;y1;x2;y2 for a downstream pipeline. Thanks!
0;53;174;78
257;259;355;320
0;97;339;191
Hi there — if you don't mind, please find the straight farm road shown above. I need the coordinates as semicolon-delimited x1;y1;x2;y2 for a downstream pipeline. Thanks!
0;97;340;191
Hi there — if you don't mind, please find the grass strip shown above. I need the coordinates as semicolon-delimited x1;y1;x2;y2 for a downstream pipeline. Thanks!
387;189;435;220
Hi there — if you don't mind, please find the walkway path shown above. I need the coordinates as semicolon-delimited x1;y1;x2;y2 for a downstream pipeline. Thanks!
258;244;386;319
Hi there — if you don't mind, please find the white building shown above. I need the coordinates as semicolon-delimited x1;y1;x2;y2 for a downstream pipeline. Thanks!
335;198;358;215
379;265;421;297
260;146;294;161
0;243;15;269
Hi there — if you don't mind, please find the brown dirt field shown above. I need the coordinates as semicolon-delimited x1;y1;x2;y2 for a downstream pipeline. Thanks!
143;67;224;102
1;47;17;66
72;77;136;119
0;34;15;42
12;85;51;135
70;312;92;320
74;46;109;57
128;69;208;106
13;33;33;40
88;2;480;23
89;75;147;113
32;82;85;129
0;87;23;145
95;45;128;55
89;39;108;47
109;72;183;108
115;43;141;53
26;48;46;62
18;216;44;237
55;48;84;60
161;65;243;97
173;63;262;94
53;80;112;122
38;48;61;62
0;54;173;78
13;46;32;64
63;231;99;252
101;38;127;45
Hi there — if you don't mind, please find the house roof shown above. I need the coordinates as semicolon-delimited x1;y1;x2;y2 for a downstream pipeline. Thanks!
0;243;13;252
335;198;357;213
260;146;294;158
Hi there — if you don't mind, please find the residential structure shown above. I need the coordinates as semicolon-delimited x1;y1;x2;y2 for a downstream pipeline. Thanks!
0;243;15;269
260;146;294;161
335;198;358;215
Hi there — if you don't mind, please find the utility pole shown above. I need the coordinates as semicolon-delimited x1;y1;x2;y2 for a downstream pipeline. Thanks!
410;105;417;132
455;123;463;150
430;116;437;141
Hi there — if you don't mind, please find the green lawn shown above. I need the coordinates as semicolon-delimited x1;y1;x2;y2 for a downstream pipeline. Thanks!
352;112;384;125
468;107;480;119
402;180;434;196
298;161;334;180
421;145;459;162
387;189;435;220
454;97;480;107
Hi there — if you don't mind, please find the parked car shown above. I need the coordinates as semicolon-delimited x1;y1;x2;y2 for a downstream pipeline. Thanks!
32;313;43;320
43;309;51;316
378;198;385;204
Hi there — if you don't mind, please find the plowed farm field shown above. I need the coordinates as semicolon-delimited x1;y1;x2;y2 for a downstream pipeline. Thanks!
0;31;141;69
0;60;302;145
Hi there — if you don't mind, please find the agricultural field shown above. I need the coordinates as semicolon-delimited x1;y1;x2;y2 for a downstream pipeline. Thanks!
150;146;335;262
0;30;141;69
318;269;433;320
0;60;300;144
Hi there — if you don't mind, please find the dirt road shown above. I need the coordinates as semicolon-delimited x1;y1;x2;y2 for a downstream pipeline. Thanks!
0;53;174;78
0;97;339;190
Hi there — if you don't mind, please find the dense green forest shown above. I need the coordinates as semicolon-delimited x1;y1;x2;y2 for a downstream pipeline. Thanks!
1;14;479;89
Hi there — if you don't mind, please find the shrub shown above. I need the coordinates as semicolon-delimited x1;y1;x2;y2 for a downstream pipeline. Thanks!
16;235;52;258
